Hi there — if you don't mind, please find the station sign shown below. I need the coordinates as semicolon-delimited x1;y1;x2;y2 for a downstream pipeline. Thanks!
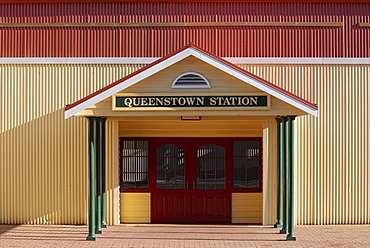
113;94;270;110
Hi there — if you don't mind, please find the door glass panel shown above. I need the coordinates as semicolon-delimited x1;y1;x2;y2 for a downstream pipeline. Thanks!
156;144;185;189
196;144;225;190
233;140;261;189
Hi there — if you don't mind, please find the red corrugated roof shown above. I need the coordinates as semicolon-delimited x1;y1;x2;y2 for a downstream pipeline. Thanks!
1;0;368;3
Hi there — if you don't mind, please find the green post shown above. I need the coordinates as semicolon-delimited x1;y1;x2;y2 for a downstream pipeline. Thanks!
101;118;107;228
274;117;283;228
95;118;102;234
86;118;96;241
279;117;288;234
287;116;297;241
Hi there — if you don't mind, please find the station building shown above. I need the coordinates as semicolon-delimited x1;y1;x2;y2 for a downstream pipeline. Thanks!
0;0;369;240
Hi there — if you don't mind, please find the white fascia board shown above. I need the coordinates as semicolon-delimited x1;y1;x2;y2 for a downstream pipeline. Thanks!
226;57;323;64
2;57;370;65
65;49;192;119
192;50;318;117
0;57;160;64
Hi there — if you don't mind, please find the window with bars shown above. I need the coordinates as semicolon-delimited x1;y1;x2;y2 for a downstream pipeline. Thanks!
121;140;149;190
233;140;262;191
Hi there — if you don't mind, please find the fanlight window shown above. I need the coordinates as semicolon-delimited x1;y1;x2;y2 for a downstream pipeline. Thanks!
172;72;211;88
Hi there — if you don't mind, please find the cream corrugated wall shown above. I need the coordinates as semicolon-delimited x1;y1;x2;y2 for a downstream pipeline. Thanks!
241;65;370;225
262;120;278;225
0;63;369;225
105;120;120;225
0;64;143;224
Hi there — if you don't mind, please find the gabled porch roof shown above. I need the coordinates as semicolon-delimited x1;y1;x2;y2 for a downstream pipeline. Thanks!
65;44;318;119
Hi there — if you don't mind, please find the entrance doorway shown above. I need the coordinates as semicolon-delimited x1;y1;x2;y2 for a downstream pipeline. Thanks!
151;138;232;223
120;137;263;224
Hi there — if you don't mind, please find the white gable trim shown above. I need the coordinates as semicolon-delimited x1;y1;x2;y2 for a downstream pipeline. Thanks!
65;49;193;119
189;49;318;117
65;47;317;119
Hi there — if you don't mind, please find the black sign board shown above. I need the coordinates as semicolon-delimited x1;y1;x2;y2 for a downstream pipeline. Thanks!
115;95;268;108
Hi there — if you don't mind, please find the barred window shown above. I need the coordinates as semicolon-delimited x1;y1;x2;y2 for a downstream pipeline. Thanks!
121;140;149;190
233;140;262;191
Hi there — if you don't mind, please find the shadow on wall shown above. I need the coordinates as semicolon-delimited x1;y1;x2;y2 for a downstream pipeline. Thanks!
0;108;90;225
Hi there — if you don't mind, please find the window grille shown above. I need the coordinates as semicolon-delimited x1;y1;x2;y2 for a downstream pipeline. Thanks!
172;72;211;88
121;140;149;189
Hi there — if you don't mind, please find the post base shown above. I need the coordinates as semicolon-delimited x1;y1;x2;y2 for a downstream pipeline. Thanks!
286;234;297;241
86;235;96;241
95;229;102;234
274;223;283;228
102;221;107;228
279;229;287;234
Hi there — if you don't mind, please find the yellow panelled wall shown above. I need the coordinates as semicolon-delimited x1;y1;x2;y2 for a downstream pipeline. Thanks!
120;193;150;223
0;64;145;224
118;116;264;138
241;65;369;225
0;63;369;225
232;193;263;224
105;120;120;225
262;120;278;225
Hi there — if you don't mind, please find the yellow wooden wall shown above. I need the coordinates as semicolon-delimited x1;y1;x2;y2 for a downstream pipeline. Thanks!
232;193;263;224
242;65;369;225
0;64;144;224
118;116;264;138
120;193;150;223
0;63;369;225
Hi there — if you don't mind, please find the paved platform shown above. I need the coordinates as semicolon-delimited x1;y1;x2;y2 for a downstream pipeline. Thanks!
0;224;369;247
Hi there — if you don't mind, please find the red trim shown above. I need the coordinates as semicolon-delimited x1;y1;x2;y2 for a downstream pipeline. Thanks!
65;43;317;113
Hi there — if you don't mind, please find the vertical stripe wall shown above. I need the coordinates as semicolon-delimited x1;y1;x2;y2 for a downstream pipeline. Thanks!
0;64;143;224
0;63;369;225
1;2;369;57
241;65;369;225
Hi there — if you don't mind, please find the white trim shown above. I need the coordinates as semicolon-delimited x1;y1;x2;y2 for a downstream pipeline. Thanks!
65;49;192;119
1;57;370;65
65;47;318;119
0;57;159;65
189;49;318;117
227;57;370;65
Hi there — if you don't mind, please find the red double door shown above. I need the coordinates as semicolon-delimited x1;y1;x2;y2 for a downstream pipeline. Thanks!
151;138;232;223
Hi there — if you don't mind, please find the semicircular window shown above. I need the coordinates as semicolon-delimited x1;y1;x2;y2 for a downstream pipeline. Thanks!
172;72;211;88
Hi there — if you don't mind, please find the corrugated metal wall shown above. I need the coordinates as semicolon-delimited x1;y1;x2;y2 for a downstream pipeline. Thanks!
241;65;369;225
0;64;143;224
1;2;369;57
105;120;120;225
263;120;278;225
0;63;369;225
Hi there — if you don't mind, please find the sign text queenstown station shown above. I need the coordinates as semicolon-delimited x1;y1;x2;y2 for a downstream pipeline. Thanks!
115;95;268;108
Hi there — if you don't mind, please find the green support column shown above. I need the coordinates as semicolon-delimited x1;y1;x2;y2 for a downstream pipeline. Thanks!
86;118;96;241
287;116;297;241
279;117;288;234
274;117;283;228
101;118;107;228
95;118;102;234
